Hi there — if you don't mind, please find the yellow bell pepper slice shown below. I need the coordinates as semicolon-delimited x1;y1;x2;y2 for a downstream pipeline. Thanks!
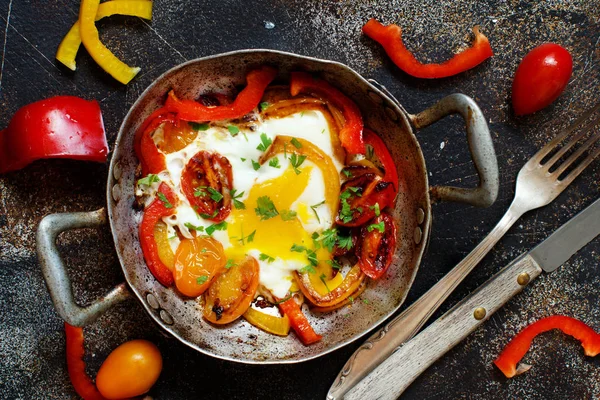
78;0;141;84
57;1;153;71
153;221;175;270
243;307;291;336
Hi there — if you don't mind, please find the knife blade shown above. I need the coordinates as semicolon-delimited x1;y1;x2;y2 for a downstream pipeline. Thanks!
338;197;600;400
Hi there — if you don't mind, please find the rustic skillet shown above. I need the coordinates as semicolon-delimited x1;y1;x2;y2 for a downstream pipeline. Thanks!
36;49;498;364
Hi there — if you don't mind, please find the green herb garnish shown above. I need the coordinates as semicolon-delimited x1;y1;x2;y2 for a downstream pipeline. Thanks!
225;259;236;269
291;244;307;253
256;133;272;152
310;200;325;223
228;125;240;136
230;189;246;210
157;192;173;208
137;174;160;186
251;159;261;171
369;203;381;217
184;222;204;232
319;273;331;293
289;153;307;175
189;122;209;131
206;221;227;235
255;196;278;220
290;137;302;148
342;169;353;178
280;209;297;221
299;265;316;274
259;253;275;263
196;275;208;285
268;157;281;169
259;102;269;112
367;221;385;233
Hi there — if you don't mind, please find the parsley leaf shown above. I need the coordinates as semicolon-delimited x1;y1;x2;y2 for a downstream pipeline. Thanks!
259;253;275;263
157;192;173;209
256;133;272;152
305;249;318;266
290;137;302;148
362;298;370;305
259;102;269;112
196;275;208;285
225;259;236;269
342;169;353;178
189;122;209;131
366;144;375;160
206;221;227;235
336;234;353;250
280;209;297;221
289;153;307;175
327;259;342;270
310;200;325;223
369;203;381;217
255;196;278;220
367;221;385;233
230;189;245;210
137;174;160;186
268;157;281;169
199;210;218;219
194;186;208;197
319;229;338;252
207;187;223;202
241;157;247;162
299;265;316;274
319;273;331;293
290;244;306;253
238;227;257;245
184;222;204;232
227;125;240;136
251;159;261;171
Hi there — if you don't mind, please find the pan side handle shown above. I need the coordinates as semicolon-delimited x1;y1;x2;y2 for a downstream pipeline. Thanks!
36;208;131;327
411;93;499;207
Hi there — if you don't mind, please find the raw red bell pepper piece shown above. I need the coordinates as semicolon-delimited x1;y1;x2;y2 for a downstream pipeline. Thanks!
64;323;107;400
278;298;322;345
364;128;399;196
290;71;364;155
494;316;600;378
134;109;176;175
362;19;493;79
0;96;107;173
140;182;179;286
164;66;278;122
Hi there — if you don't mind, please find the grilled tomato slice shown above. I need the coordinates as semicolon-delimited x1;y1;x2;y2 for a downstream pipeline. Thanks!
357;212;397;279
336;173;395;227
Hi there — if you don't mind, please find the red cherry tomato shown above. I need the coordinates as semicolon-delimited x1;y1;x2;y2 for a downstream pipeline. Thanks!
512;43;573;116
335;173;395;227
357;212;397;279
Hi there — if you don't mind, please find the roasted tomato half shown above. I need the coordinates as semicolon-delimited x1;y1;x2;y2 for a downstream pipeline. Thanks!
173;236;226;297
203;256;260;325
336;173;395;227
357;212;397;279
181;151;233;222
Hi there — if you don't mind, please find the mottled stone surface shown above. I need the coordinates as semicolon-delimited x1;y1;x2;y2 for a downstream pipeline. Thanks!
0;0;599;399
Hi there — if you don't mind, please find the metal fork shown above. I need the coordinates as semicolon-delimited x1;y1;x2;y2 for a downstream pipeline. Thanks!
328;103;600;400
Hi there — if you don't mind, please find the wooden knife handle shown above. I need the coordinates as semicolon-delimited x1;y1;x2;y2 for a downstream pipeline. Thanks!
344;253;543;400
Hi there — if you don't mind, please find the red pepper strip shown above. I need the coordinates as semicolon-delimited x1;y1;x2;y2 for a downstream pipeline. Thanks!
164;66;278;122
364;128;399;197
140;183;178;286
278;298;322;345
0;96;107;174
64;323;107;400
494;316;600;378
135;111;177;175
290;72;365;155
362;19;493;79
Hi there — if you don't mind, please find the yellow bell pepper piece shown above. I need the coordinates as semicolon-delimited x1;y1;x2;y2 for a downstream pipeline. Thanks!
243;307;291;336
78;0;142;84
153;221;175;270
57;1;153;71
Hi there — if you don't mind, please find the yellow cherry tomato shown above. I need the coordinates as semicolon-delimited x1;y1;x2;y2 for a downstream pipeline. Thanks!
96;339;162;399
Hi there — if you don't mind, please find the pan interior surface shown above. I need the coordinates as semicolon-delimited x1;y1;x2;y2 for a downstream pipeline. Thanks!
107;50;431;363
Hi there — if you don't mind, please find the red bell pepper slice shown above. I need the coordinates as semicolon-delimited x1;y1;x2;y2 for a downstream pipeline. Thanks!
362;19;493;79
290;71;365;155
64;323;107;400
140;182;179;286
278;298;322;345
164;66;278;122
0;96;107;174
364;128;399;197
134;109;177;175
494;316;600;378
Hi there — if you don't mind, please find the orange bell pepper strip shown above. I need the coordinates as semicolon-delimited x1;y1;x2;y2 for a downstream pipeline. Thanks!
243;307;291;336
362;19;493;79
494;316;600;378
64;323;107;400
290;71;365;155
79;0;141;84
278;298;322;345
57;0;153;71
164;66;278;121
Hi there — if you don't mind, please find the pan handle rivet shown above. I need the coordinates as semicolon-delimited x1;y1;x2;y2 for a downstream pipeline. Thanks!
414;227;422;244
146;293;160;310
368;91;383;105
112;184;121;202
160;310;174;325
417;208;425;225
473;307;486;320
517;272;530;286
385;106;399;122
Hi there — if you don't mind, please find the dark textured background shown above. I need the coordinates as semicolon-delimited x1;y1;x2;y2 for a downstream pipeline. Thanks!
1;0;599;399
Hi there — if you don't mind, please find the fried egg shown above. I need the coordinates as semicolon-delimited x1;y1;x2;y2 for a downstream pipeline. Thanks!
159;109;343;298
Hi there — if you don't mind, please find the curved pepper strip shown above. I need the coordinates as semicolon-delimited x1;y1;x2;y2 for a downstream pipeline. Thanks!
140;183;178;286
243;306;291;336
290;71;365;155
362;19;493;79
57;0;153;71
295;263;365;308
79;0;141;84
165;66;278;121
64;323;107;400
364;128;399;197
494;316;600;378
278;298;322;345
312;279;367;313
0;96;107;174
137;112;178;175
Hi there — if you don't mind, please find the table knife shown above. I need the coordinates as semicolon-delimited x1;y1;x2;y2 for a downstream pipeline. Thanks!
334;196;600;400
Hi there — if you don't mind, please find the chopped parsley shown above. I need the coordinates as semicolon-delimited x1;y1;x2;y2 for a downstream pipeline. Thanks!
290;244;307;253
321;128;325;134
259;253;275;263
289;153;307;175
238;228;256;245
369;203;381;217
184;222;204;232
225;259;236;269
241;157;247;162
207;187;223;202
326;259;342;270
137;173;160;186
317;228;353;252
230;189;246;210
268;157;281;169
299;265;316;274
251;159;261;171
255;196;278;220
206;221;227;235
290;137;303;148
199;210;218;219
339;187;361;223
256;133;272;152
336;234;353;250
168;235;177;240
342;169;353;178
310;200;325;223
300;111;305;118
227;125;240;136
189;122;209;131
362;298;370;305
196;275;208;285
157;192;173;209
280;209;297;221
259;101;269;112
366;144;375;160
319;273;331;293
367;221;385;233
